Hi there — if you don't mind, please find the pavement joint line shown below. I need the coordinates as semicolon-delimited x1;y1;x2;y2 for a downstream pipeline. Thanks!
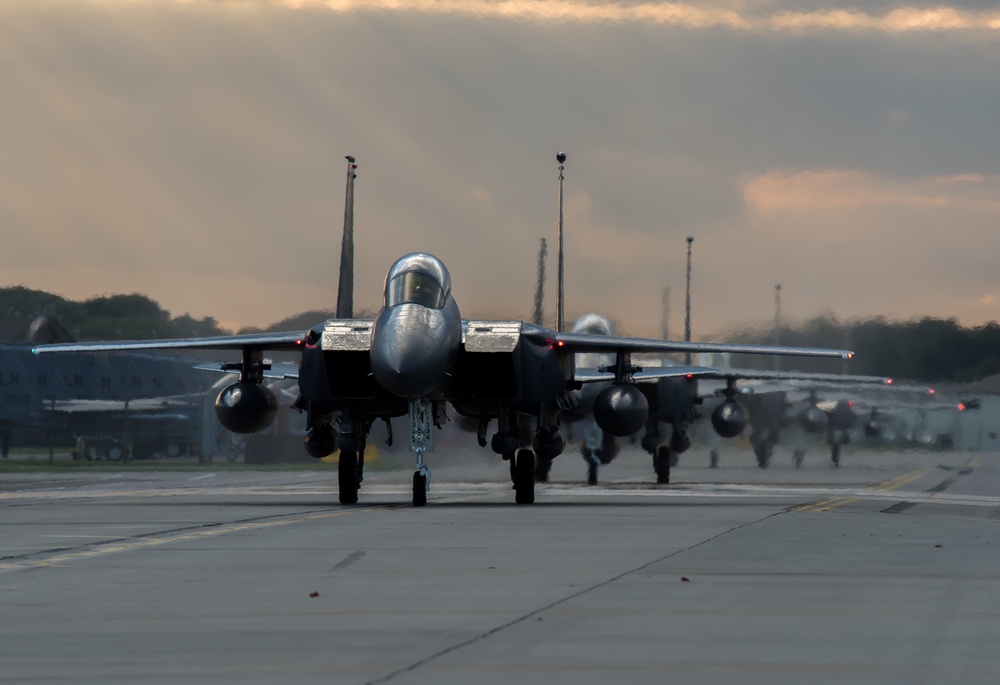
363;508;789;685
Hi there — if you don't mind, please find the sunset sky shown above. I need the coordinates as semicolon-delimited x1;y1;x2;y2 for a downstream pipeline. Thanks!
3;0;1000;339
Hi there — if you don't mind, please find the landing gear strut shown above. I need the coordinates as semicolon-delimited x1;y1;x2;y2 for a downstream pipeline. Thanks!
410;399;433;507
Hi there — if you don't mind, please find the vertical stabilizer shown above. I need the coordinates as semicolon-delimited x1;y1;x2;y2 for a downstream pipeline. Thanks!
336;156;358;319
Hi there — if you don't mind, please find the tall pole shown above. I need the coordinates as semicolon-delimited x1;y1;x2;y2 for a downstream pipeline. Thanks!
533;238;547;326
556;151;567;332
684;236;693;364
661;287;670;341
773;283;782;370
336;155;358;319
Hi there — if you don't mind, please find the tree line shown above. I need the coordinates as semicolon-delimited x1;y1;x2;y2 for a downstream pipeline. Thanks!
0;286;227;343
722;315;1000;384
4;286;997;384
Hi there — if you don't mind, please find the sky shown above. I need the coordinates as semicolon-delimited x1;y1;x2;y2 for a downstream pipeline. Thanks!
3;0;1000;340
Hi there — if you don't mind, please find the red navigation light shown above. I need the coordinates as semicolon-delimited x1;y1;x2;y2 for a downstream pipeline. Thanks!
958;402;966;411
848;400;855;407
686;374;693;379
557;340;565;347
886;378;893;385
929;388;936;395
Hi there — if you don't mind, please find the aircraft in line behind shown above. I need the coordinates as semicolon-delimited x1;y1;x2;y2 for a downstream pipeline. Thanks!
549;313;894;484
36;253;854;506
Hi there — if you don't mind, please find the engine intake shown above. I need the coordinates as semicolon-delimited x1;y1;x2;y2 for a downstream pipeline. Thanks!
532;426;566;460
305;427;339;459
215;382;278;434
711;400;749;438
593;384;649;437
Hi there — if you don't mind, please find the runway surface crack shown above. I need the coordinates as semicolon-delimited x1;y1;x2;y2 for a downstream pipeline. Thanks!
364;509;786;685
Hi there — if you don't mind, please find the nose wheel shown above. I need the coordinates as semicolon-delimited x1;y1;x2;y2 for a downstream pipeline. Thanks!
338;451;359;504
413;467;428;507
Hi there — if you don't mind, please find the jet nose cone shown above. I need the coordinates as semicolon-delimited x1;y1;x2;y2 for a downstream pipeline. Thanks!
371;307;452;398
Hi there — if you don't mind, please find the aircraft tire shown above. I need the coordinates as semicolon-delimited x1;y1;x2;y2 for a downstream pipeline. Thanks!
586;461;598;486
107;443;125;462
755;442;772;469
514;449;535;504
412;471;427;507
830;444;841;468
654;446;671;484
339;451;359;504
535;456;552;483
709;451;719;469
793;450;804;469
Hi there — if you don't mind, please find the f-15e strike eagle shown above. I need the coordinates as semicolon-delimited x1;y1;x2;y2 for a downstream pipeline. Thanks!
555;313;893;485
35;253;853;506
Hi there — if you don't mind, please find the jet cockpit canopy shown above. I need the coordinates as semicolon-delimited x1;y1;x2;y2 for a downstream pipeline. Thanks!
384;253;452;309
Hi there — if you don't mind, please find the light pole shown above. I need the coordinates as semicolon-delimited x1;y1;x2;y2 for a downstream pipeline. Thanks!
556;151;566;332
684;236;693;364
773;283;782;370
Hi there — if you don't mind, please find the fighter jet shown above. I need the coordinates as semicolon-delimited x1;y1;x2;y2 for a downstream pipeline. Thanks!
545;313;890;485
1;320;215;459
710;380;940;469
35;252;853;506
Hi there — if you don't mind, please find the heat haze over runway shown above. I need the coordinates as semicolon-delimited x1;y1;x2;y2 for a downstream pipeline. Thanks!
3;447;999;684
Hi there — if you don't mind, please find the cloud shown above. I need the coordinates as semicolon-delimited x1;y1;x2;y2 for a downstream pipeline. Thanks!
3;2;1000;338
138;0;1000;35
744;169;1000;213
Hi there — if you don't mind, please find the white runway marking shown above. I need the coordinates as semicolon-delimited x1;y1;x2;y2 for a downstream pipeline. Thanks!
3;480;999;508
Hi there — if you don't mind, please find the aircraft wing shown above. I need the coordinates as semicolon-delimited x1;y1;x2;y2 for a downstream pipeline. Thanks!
50;394;203;413
32;331;306;354
538;327;853;360
702;370;891;384
575;365;718;384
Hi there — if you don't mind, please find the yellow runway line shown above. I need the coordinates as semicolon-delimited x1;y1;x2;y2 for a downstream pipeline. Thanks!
794;467;934;513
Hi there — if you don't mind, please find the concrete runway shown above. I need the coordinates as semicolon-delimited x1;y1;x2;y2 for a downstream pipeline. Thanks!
2;446;999;684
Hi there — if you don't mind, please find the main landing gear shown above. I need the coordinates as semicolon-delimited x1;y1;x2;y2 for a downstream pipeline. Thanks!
749;431;774;469
339;450;360;505
653;446;672;484
513;449;535;504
